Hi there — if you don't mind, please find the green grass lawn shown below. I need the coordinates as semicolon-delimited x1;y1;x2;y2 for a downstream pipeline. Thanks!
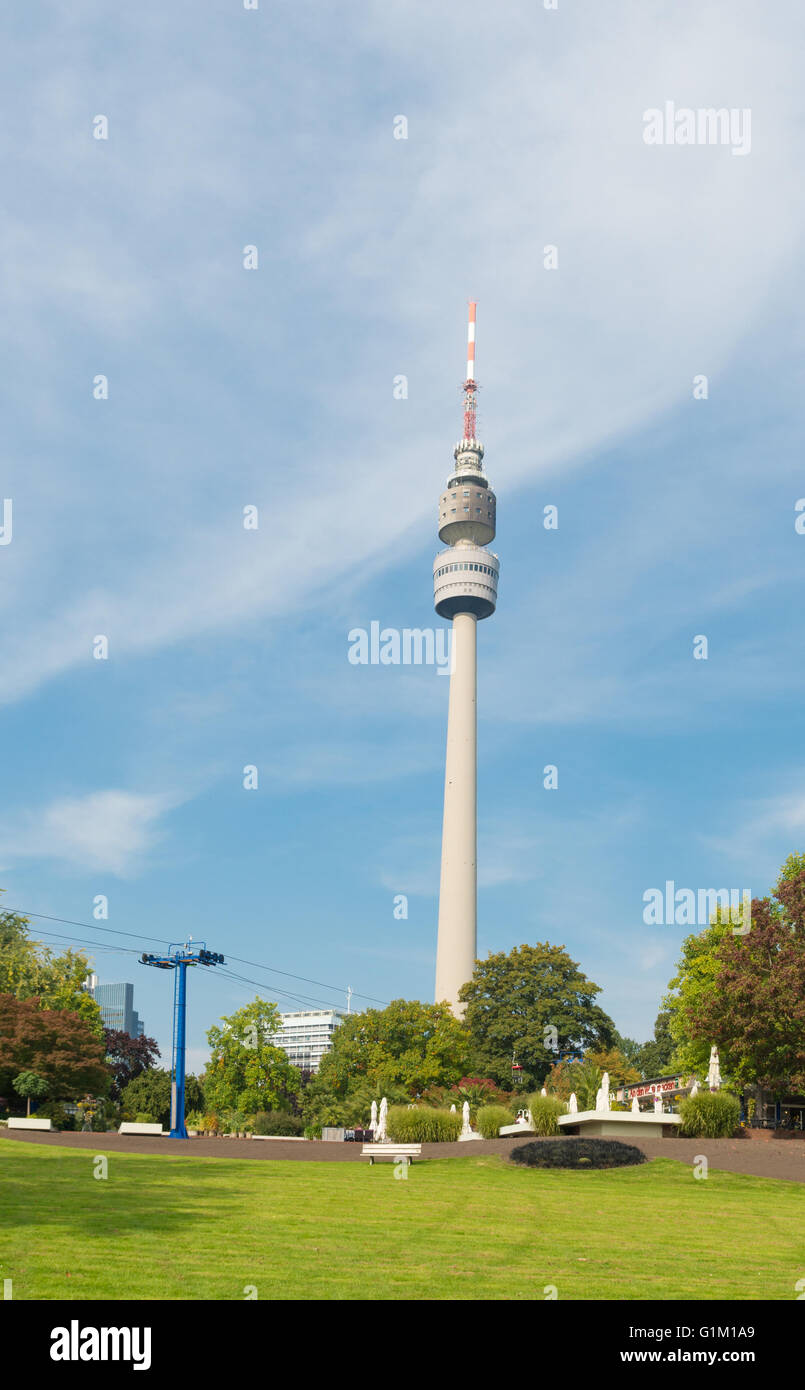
1;1141;803;1300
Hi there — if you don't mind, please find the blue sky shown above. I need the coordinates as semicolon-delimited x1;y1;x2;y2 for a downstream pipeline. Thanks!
2;0;805;1070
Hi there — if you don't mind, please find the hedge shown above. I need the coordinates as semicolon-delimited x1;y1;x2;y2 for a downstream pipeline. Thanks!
679;1091;740;1138
252;1110;304;1137
387;1106;462;1143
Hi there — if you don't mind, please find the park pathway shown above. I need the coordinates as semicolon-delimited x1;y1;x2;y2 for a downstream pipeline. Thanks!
2;1127;804;1182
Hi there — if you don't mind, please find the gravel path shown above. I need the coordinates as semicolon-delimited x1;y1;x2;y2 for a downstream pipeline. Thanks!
2;1128;805;1182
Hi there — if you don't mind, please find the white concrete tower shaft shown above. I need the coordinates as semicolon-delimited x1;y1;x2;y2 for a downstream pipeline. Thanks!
433;304;499;1017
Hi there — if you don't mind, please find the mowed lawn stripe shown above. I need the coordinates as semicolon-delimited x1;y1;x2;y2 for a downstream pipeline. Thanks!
0;1143;802;1300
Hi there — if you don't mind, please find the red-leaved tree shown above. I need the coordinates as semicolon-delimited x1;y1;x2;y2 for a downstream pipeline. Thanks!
103;1029;160;1101
0;994;110;1102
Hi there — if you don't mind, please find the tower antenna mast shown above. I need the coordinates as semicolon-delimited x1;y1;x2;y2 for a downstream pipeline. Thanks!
462;301;478;442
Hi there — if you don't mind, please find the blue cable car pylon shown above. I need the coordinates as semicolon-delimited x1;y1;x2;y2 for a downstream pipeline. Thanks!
140;942;224;1138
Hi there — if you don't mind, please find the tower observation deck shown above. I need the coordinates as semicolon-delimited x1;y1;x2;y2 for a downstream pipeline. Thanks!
433;303;499;1017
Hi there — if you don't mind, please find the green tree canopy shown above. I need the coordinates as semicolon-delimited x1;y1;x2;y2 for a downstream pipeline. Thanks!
633;1011;675;1079
119;1068;205;1127
612;1032;644;1067
664;905;751;1077
459;942;616;1088
314;998;473;1102
0;898;103;1035
203;998;300;1114
13;1070;49;1116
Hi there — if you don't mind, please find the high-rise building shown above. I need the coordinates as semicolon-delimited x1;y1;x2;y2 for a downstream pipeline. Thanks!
87;977;146;1038
433;303;499;1016
275;1009;346;1073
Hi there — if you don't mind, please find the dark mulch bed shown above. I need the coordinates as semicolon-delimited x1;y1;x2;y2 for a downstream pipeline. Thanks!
510;1137;646;1169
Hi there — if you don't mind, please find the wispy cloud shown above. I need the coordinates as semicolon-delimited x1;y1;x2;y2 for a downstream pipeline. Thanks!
0;789;178;877
701;785;805;878
1;1;802;712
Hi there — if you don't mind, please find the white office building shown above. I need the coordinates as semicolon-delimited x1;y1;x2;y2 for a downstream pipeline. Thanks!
275;1009;346;1073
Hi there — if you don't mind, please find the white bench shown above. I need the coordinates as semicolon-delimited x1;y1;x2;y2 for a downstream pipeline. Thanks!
118;1122;164;1135
8;1117;53;1131
361;1143;421;1165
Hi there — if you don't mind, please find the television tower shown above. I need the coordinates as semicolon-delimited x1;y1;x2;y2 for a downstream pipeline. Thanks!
433;303;499;1016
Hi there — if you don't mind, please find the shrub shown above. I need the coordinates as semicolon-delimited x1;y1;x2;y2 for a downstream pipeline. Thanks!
34;1101;71;1130
511;1138;646;1170
527;1094;566;1136
303;1123;321;1140
679;1091;740;1138
477;1105;516;1138
184;1110;203;1131
387;1106;462;1143
219;1109;248;1135
201;1113;220;1134
135;1112;157;1125
446;1078;509;1120
253;1110;304;1137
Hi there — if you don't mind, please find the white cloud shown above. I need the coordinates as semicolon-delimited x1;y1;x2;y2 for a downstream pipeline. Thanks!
0;789;177;877
0;1;802;711
701;788;805;877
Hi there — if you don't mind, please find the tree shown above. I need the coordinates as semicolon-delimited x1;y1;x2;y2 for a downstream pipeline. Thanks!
300;1001;472;1128
315;999;473;1100
686;893;805;1094
634;1011;675;1078
303;1077;411;1129
0;994;109;1101
665;856;805;1093
459;943;616;1089
203;998;300;1114
119;1068;205;1127
0;898;103;1035
544;1056;603;1110
664;915;736;1077
612;1032;644;1067
104;1029;160;1101
584;1046;641;1087
13;1070;49;1116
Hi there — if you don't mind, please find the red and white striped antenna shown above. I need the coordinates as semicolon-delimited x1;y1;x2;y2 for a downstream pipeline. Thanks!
462;300;478;442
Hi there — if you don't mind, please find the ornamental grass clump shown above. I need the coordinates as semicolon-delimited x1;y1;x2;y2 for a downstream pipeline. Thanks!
679;1090;740;1138
477;1104;516;1138
511;1138;646;1169
527;1094;566;1136
387;1106;462;1143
